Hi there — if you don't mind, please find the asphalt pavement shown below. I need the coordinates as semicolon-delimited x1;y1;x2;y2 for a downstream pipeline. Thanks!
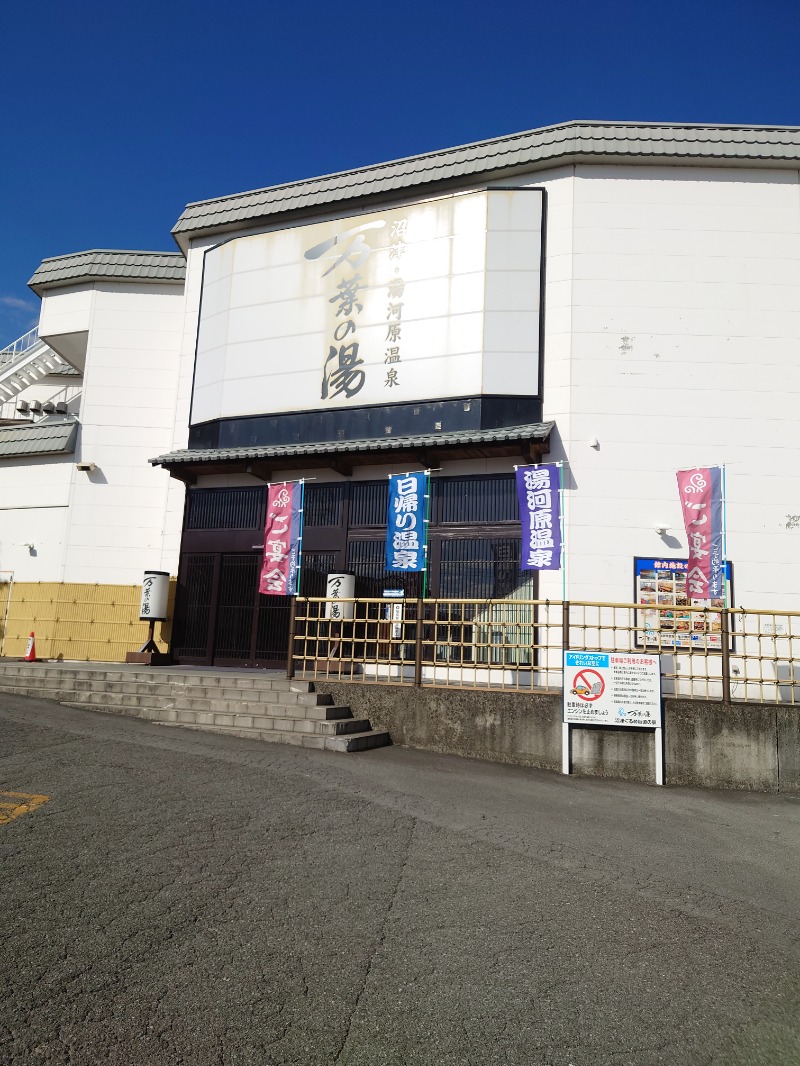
1;691;799;1066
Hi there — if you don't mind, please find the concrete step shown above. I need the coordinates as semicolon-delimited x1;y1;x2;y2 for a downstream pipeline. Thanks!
179;711;369;735
55;694;355;722
1;662;391;755
324;730;392;752
136;707;364;734
157;721;391;753
0;676;333;708
0;665;315;694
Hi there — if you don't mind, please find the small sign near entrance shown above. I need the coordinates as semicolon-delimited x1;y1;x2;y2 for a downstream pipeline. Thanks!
563;652;662;728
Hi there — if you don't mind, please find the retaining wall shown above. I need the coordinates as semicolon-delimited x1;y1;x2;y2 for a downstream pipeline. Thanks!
315;682;800;793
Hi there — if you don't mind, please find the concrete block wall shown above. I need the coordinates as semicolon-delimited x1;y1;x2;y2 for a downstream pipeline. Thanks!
315;681;800;793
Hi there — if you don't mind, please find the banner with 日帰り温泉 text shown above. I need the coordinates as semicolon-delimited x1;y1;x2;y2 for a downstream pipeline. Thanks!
676;467;723;600
516;464;562;570
385;473;427;573
259;482;303;596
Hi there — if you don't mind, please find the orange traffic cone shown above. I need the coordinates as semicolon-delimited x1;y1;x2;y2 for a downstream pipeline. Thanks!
24;631;38;662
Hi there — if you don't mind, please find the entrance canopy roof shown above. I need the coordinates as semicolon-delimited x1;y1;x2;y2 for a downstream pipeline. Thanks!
151;421;555;483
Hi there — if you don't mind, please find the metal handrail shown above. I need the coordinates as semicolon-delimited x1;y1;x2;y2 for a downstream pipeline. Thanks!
0;326;39;363
291;596;800;703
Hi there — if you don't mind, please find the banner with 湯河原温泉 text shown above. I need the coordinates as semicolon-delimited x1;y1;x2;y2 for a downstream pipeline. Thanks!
386;473;427;573
516;464;562;570
259;483;303;596
676;467;723;600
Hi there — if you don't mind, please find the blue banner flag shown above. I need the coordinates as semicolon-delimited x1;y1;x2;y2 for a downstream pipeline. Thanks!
386;473;427;572
516;464;562;571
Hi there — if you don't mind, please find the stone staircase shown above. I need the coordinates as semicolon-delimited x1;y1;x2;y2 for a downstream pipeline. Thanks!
0;662;391;753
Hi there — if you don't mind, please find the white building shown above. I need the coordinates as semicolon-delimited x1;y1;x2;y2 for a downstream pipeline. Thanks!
1;251;185;584
2;121;799;666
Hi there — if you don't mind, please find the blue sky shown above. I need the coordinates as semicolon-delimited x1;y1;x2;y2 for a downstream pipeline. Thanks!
1;0;798;343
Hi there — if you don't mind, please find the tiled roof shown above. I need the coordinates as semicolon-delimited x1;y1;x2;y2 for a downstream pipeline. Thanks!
28;250;186;294
151;422;554;466
172;121;800;245
0;418;78;458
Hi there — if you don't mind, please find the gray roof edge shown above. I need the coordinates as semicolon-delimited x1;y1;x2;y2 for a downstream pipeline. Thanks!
150;421;555;466
0;418;79;459
35;249;187;265
178;119;800;211
28;249;187;294
171;120;800;241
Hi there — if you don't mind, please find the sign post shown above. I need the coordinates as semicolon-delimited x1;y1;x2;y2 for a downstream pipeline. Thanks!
562;651;664;785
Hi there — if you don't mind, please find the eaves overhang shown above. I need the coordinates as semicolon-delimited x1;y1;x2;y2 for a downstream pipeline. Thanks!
151;422;555;483
171;120;800;252
29;250;186;296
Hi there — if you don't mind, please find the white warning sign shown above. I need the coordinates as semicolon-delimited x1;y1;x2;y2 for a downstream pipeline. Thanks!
563;651;662;727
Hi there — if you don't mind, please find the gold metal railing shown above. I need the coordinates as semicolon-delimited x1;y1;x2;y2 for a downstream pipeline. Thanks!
289;597;800;705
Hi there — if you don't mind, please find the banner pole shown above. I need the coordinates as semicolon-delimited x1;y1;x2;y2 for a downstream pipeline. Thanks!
558;462;567;602
721;464;728;609
422;471;431;599
296;478;306;597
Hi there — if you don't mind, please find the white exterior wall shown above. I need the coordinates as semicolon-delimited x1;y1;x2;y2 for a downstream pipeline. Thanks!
0;335;82;581
0;455;73;581
529;163;800;608
2;281;186;586
9;155;799;607
38;284;94;340
158;239;214;572
177;162;800;609
0;373;82;423
60;283;185;583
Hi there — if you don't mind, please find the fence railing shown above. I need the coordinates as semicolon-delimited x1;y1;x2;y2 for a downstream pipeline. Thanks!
0;326;39;365
289;597;800;705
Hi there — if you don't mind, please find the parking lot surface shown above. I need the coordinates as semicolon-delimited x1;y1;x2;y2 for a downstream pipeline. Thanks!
1;693;799;1065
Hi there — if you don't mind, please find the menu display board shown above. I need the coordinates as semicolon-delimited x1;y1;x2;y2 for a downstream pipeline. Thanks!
633;557;733;651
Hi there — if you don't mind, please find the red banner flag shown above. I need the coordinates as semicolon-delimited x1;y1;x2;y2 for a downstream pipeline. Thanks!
676;467;723;600
259;483;302;596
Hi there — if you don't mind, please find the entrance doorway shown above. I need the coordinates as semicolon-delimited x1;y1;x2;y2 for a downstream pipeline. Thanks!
172;476;534;668
172;553;290;667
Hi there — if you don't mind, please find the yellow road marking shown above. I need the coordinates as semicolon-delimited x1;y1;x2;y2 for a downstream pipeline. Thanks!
0;791;50;825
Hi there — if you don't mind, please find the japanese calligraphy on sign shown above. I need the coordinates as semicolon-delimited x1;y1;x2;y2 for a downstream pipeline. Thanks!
141;577;153;617
193;189;543;422
676;467;723;600
325;572;355;620
305;221;385;402
138;571;169;621
384;219;407;390
385;473;427;573
304;215;411;403
515;464;562;571
259;483;303;596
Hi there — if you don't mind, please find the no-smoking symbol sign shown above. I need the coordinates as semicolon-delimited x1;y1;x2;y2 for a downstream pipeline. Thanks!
570;669;605;701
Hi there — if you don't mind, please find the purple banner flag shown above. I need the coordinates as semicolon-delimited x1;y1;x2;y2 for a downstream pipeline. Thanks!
516;464;562;571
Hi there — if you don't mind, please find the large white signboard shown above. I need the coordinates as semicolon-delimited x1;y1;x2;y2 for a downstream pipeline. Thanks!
192;188;542;423
562;651;662;728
